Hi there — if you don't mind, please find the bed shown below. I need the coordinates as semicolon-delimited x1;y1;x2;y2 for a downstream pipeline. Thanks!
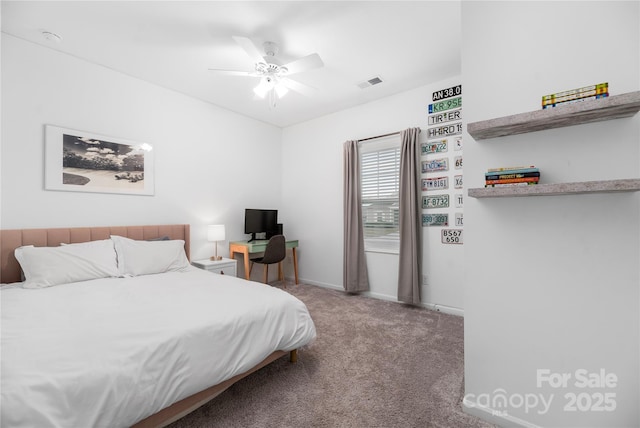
0;224;316;428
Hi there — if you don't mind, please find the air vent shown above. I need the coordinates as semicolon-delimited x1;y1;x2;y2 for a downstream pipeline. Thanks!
357;76;384;89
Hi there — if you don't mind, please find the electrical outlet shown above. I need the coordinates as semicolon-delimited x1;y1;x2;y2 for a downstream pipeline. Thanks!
422;274;429;285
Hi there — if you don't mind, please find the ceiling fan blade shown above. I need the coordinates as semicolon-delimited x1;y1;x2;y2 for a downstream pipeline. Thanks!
282;53;323;75
232;36;266;65
280;77;317;97
208;69;256;77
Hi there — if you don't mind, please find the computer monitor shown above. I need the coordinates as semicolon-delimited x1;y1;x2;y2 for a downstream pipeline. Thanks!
244;209;278;242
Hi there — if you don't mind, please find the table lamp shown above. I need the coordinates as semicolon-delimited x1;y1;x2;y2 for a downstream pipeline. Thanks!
207;224;225;261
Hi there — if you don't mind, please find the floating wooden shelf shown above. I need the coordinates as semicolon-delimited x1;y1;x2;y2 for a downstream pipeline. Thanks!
467;91;640;140
468;179;640;198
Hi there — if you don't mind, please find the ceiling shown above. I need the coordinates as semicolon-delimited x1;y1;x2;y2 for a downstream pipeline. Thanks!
1;1;461;128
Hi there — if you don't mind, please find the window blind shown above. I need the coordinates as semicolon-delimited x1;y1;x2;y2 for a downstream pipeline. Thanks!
359;136;400;253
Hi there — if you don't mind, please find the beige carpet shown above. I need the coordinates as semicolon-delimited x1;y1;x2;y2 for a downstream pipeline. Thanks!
168;282;495;428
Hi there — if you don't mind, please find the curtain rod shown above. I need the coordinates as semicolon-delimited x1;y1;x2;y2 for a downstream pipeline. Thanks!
357;131;400;143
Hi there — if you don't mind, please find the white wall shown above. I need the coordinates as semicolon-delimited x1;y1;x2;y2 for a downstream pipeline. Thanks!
1;35;283;264
0;6;3;233
281;75;465;313
462;1;639;427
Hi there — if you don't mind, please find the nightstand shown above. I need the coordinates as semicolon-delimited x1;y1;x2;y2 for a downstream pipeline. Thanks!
191;258;237;276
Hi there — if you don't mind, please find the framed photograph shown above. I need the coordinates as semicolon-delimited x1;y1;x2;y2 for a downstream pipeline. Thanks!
45;125;154;196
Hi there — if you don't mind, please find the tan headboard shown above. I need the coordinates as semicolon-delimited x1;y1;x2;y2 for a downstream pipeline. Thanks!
0;224;190;284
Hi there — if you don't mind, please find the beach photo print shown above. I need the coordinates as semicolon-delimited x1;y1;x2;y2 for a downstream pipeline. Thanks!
44;125;154;196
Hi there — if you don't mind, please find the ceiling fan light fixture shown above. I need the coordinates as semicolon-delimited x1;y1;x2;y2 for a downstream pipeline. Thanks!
253;77;274;98
211;36;323;109
253;85;267;99
275;84;288;98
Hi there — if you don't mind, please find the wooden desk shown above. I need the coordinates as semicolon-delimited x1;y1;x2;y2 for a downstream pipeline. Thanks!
229;239;299;284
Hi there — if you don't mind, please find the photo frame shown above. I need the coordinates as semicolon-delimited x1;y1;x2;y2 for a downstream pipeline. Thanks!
45;125;154;196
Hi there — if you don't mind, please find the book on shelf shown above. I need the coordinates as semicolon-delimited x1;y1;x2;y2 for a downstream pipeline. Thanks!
485;182;539;188
485;177;540;185
542;82;608;107
543;93;609;109
542;82;607;99
484;165;540;187
485;171;540;180
485;167;539;176
486;166;536;172
544;90;600;104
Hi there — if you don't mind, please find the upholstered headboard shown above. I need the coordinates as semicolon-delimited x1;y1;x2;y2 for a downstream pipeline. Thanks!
0;224;190;284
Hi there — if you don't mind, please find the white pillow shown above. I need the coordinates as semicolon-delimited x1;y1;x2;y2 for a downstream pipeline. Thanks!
14;239;119;289
111;235;190;276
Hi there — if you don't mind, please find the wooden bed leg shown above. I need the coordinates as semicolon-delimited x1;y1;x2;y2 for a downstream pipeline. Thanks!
289;349;298;363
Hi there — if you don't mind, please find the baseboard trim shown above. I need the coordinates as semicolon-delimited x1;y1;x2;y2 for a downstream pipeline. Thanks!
294;278;464;317
425;302;465;317
462;396;542;428
295;278;343;292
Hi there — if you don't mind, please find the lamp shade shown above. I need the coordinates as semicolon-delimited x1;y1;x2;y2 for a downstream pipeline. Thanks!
253;77;273;98
275;84;288;98
207;224;226;242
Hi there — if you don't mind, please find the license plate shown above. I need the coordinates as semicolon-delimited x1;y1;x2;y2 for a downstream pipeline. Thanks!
422;158;448;173
454;175;463;189
428;108;462;125
427;122;463;139
454;136;463;151
428;97;462;114
422;194;449;209
441;229;463;244
432;85;462;101
423;213;449;227
422;176;449;190
455;193;463;208
421;139;448;154
454;156;463;169
455;213;463;226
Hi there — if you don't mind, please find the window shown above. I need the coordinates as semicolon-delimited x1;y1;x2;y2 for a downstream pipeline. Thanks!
360;135;400;253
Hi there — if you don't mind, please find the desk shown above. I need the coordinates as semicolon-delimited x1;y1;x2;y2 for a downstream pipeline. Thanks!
229;239;299;284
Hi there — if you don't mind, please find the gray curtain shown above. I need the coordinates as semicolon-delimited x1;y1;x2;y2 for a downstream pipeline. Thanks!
343;140;369;292
398;128;422;304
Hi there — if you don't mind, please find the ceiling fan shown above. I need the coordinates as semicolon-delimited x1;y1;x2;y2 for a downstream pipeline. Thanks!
209;36;324;108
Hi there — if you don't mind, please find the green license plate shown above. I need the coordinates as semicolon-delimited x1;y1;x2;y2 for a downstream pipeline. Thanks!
423;213;449;227
428;97;462;114
422;194;450;209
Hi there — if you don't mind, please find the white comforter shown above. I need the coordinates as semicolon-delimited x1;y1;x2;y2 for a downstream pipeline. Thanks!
1;268;316;427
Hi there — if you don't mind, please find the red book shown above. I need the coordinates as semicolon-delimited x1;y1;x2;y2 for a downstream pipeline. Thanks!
485;177;540;185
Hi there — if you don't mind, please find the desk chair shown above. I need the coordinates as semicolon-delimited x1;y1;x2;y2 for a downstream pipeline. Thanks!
249;235;286;285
